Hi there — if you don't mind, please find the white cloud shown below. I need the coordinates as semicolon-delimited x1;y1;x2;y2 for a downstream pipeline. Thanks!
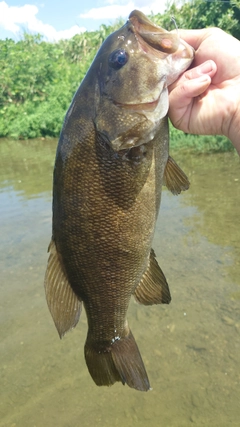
0;1;38;32
79;1;167;20
80;2;135;20
0;1;86;41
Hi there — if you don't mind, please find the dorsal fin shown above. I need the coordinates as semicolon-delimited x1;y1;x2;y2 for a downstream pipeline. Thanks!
164;156;190;195
134;249;171;305
44;239;82;338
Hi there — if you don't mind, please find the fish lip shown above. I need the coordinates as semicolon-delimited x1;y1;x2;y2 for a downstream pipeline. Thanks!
113;96;160;112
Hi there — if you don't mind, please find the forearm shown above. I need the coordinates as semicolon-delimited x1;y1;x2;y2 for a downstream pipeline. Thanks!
223;76;240;155
228;107;240;155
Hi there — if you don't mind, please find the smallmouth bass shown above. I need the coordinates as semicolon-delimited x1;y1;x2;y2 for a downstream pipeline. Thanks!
44;10;194;391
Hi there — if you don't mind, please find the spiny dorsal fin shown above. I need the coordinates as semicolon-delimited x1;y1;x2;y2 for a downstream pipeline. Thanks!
44;239;82;338
163;156;190;195
134;249;171;305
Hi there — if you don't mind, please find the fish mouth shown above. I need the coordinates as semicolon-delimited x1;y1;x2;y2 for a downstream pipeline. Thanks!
114;97;160;112
128;10;180;54
128;10;194;62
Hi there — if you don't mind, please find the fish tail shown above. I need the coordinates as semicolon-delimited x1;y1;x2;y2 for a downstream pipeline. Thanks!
84;330;150;391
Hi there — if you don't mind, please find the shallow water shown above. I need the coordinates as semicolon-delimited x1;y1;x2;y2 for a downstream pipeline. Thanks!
0;138;239;427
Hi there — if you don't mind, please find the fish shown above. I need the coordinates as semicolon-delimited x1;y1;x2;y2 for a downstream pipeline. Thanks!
44;10;194;392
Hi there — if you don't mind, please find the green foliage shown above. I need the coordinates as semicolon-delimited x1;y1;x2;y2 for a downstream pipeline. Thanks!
0;33;86;138
169;122;234;153
0;4;239;153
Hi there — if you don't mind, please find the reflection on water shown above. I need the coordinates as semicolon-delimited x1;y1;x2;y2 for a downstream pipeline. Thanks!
0;139;239;427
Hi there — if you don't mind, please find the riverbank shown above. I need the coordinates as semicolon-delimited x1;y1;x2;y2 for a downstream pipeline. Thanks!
0;125;234;155
169;124;234;154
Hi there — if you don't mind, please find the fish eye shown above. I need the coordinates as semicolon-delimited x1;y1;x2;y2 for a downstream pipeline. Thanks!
108;49;129;70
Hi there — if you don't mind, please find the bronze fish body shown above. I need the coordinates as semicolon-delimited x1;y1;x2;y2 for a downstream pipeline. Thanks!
44;10;194;391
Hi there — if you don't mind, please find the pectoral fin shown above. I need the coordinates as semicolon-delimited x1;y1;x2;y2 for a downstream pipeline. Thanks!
44;239;82;338
134;249;171;305
164;156;190;195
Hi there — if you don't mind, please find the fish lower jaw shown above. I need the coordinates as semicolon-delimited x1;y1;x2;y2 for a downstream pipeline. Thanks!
114;96;160;112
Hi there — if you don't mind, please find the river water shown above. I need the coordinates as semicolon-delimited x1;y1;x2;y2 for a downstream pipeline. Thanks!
0;138;239;427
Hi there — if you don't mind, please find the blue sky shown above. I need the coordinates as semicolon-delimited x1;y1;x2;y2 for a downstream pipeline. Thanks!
0;0;168;41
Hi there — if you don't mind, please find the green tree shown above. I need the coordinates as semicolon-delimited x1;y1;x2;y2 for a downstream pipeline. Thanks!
153;0;240;39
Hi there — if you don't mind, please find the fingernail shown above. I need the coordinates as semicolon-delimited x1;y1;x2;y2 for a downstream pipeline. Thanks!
198;61;213;74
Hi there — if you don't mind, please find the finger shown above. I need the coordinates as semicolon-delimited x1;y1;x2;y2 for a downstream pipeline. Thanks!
169;75;211;105
168;75;211;130
184;60;217;79
169;62;214;92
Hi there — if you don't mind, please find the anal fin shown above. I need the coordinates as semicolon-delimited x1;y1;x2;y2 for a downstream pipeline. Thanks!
164;155;190;195
44;239;82;338
134;249;171;305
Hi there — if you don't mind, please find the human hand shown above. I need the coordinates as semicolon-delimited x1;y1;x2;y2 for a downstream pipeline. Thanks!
168;28;240;154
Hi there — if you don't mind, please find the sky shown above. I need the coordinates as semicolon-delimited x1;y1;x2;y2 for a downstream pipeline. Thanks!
0;0;169;41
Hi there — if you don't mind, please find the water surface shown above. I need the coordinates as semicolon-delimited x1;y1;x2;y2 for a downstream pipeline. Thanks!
0;139;239;427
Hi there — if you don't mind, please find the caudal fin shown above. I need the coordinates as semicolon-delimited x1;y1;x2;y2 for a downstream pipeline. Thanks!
84;330;150;391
